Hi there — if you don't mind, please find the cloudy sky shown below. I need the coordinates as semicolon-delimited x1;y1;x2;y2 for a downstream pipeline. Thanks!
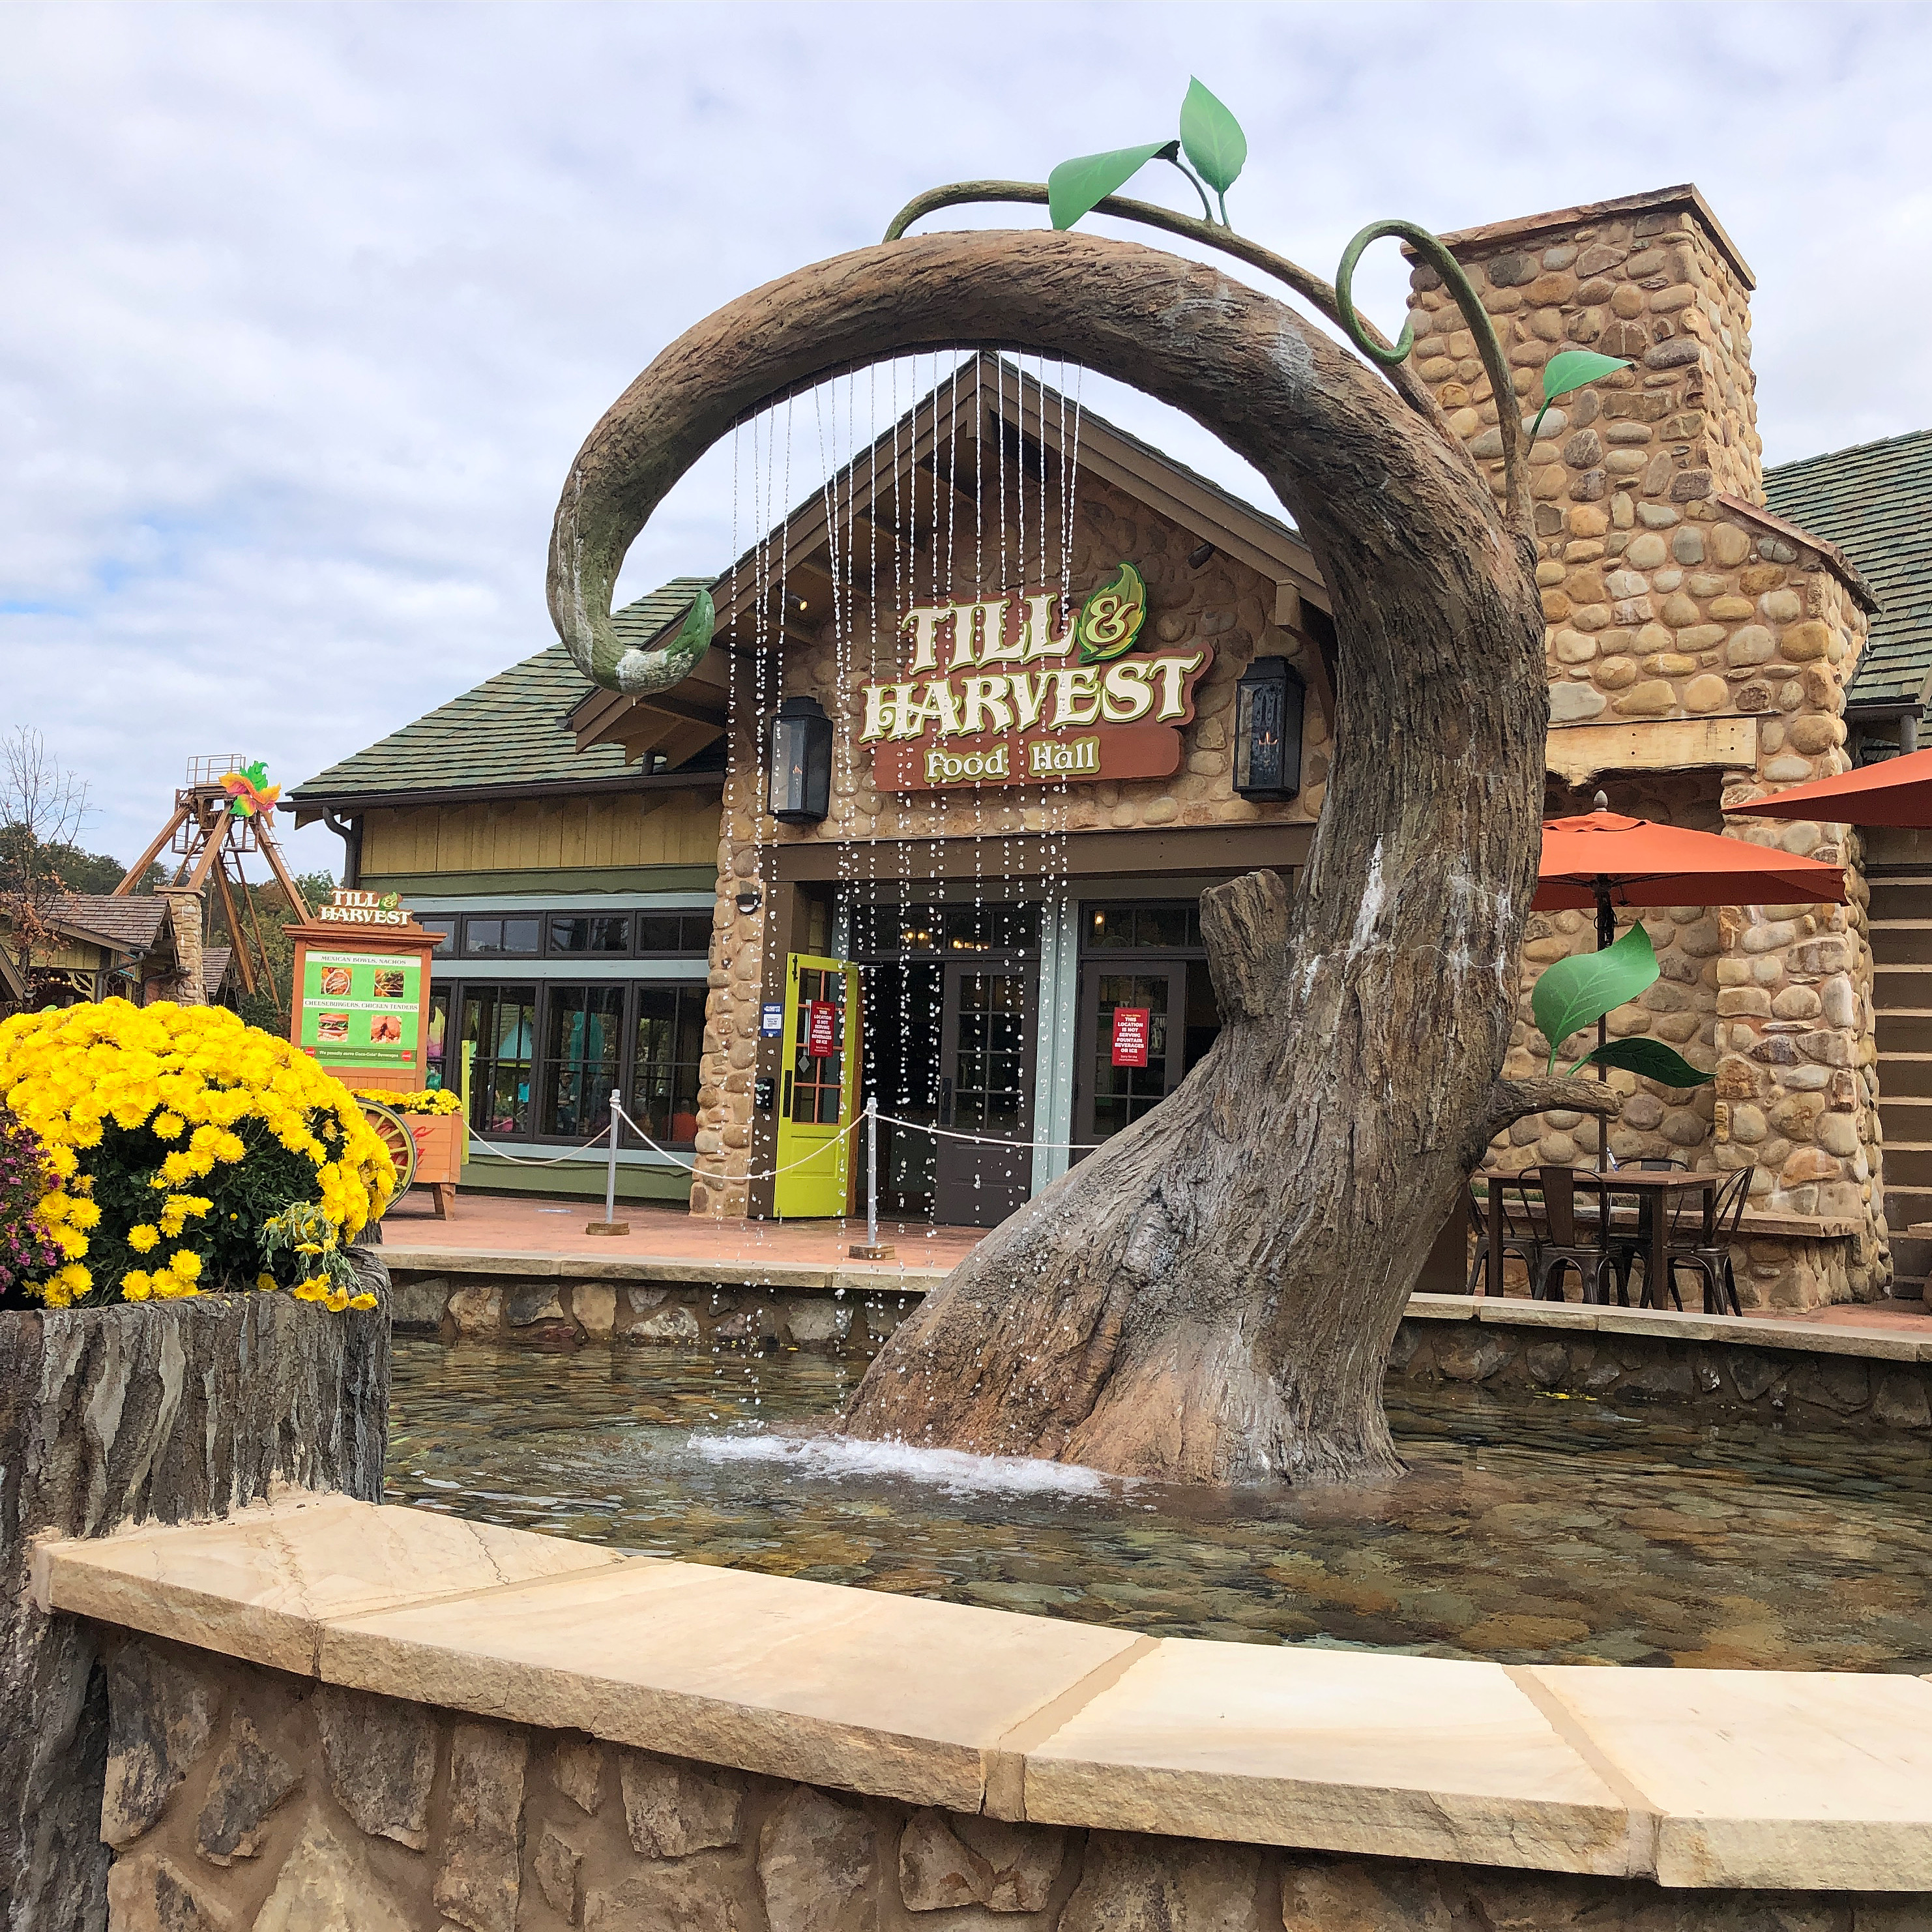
5;1;1929;875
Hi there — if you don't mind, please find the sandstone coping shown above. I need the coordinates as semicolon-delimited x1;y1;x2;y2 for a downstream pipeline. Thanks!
1407;1293;1932;1362
33;1492;1932;1893
381;1246;950;1295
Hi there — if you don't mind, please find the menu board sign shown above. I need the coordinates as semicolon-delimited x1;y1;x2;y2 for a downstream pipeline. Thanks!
298;948;422;1069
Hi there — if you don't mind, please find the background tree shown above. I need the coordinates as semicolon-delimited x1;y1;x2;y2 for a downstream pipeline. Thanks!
546;86;1626;1484
217;868;336;1031
0;729;95;996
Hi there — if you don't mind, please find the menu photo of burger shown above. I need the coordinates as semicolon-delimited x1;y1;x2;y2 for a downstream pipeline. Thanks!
316;1013;351;1043
369;1014;403;1046
372;968;406;999
319;966;353;997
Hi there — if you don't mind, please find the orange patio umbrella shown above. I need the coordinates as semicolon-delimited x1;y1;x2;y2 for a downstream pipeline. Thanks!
1723;748;1932;829
1533;795;1845;1167
1537;796;1847;941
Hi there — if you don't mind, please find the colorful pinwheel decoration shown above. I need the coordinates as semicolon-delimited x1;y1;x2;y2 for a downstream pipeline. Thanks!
220;761;282;819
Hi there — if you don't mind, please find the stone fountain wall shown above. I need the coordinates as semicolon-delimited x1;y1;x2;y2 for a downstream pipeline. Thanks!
1407;186;1889;1306
91;1631;1925;1932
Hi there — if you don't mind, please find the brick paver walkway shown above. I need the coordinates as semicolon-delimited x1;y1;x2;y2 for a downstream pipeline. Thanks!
380;1187;984;1276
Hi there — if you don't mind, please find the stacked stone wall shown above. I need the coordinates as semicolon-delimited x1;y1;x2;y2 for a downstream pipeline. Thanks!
95;1633;1928;1931
1407;191;1888;1305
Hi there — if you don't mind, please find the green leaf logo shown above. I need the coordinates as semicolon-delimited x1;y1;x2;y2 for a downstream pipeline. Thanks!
1532;920;1660;1074
1178;78;1246;203
1076;563;1148;664
1047;142;1177;232
1579;1036;1712;1089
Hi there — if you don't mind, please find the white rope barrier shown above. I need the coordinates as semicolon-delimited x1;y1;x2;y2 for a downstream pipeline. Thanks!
873;1111;1102;1153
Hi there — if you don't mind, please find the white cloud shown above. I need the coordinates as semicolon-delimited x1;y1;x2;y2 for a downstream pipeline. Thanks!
3;1;1928;873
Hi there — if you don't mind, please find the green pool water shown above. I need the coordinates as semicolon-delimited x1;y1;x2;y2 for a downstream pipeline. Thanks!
386;1339;1932;1671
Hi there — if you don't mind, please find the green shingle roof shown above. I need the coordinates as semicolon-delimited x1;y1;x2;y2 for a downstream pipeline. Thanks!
290;581;713;802
1764;430;1932;709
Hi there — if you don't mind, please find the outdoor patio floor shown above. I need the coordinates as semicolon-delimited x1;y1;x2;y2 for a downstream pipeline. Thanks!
379;1186;1932;1326
379;1186;983;1276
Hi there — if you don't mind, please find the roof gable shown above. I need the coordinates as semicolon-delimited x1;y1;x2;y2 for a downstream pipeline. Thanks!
1764;430;1932;709
290;580;717;809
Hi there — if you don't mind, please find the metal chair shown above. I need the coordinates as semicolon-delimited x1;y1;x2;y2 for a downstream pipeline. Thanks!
1523;1167;1618;1304
1662;1166;1753;1316
1465;1180;1541;1295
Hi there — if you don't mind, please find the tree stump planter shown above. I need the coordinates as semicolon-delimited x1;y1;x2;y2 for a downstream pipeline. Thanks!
0;1265;389;1932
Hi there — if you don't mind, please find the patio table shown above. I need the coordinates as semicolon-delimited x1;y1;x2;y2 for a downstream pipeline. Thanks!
1482;1169;1723;1308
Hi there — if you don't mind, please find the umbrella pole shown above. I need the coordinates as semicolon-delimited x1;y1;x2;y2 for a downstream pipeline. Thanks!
1596;881;1614;1174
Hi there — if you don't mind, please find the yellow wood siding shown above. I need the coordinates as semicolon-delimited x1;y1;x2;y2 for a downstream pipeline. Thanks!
359;790;720;879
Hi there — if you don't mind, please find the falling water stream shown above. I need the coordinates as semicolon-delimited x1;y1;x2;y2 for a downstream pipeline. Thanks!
386;1339;1932;1673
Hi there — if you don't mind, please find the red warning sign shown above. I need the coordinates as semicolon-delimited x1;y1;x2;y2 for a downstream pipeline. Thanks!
1110;1006;1150;1069
804;999;839;1059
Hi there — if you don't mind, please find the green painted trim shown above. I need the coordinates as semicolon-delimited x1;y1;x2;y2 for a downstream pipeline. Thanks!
360;866;718;898
457;1154;694;1204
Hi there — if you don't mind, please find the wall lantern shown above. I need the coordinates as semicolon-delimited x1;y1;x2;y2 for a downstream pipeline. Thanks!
1232;656;1306;802
768;694;833;825
734;887;763;916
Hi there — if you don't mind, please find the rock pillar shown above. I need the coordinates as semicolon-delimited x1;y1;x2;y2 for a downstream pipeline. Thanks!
1403;185;1888;1302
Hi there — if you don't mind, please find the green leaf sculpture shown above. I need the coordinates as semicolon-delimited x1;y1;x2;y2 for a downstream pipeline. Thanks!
1529;349;1632;442
1048;141;1178;231
1178;78;1246;217
1576;1036;1714;1089
1532;920;1660;1074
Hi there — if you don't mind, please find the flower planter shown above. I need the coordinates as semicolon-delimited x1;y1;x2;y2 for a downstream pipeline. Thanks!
0;1267;388;1930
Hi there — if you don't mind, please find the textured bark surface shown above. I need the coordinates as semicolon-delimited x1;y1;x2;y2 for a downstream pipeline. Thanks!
0;1261;388;1932
549;227;1612;1485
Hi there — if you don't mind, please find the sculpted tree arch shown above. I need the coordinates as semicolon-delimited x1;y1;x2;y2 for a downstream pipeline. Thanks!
548;190;1618;1484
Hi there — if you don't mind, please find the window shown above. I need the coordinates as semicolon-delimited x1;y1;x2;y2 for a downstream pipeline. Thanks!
635;913;713;956
424;988;450;1090
789;964;845;1125
549;915;631;954
463;986;537;1134
540;986;624;1137
465;916;541;957
630;986;705;1146
1085;903;1203;950
418;918;454;956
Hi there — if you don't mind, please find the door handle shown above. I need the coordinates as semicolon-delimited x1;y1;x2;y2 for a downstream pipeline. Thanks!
939;1077;954;1128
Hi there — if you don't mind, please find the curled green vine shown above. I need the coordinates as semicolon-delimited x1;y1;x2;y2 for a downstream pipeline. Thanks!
1334;219;1525;533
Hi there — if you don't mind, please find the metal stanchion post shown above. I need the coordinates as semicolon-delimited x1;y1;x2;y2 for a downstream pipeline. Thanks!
849;1091;894;1260
586;1094;631;1237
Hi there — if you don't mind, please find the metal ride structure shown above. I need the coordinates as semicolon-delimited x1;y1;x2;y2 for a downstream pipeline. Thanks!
113;758;420;1199
111;755;312;1015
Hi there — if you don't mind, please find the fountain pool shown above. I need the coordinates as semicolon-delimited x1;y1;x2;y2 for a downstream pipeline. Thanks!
387;1338;1932;1673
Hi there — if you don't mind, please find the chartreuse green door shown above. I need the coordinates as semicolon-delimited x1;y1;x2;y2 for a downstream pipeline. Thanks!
773;954;860;1218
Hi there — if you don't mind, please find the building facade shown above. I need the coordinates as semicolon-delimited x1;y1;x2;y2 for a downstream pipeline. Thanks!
298;182;1931;1308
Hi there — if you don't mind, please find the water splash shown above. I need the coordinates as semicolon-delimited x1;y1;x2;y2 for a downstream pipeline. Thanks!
690;1428;1129;1499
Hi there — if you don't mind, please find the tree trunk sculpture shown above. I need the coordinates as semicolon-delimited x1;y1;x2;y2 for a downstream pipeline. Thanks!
548;227;1613;1484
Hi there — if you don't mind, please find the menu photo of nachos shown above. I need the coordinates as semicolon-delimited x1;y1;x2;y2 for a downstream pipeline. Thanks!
319;966;353;997
316;1012;351;1042
372;968;407;999
369;1014;403;1046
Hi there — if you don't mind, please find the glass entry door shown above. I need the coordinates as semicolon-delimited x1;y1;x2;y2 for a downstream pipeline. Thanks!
1074;963;1189;1156
774;954;860;1218
933;961;1036;1227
